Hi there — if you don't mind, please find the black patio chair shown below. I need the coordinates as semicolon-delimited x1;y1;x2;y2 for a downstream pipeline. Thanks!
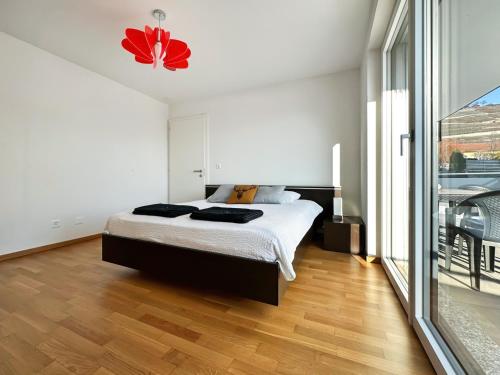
444;190;500;291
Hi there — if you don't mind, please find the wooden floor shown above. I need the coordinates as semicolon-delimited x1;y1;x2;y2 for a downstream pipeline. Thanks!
0;238;435;375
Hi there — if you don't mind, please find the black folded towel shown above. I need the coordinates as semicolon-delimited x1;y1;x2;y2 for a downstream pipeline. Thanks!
133;204;199;218
190;207;263;224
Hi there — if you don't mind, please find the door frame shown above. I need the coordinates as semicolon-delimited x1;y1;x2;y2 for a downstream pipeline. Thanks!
411;0;471;373
381;0;411;313
167;113;209;203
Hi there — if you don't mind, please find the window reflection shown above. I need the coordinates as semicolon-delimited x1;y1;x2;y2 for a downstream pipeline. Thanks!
435;86;500;374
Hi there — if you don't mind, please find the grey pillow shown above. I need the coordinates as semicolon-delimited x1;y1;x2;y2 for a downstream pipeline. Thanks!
253;185;286;204
207;184;234;203
277;191;301;203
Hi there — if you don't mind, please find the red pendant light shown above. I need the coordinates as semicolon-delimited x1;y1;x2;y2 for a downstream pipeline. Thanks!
121;9;191;71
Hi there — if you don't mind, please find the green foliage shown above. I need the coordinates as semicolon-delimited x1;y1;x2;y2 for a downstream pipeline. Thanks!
449;150;466;172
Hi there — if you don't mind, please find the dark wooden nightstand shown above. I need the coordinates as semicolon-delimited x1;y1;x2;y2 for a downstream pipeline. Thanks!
323;216;365;255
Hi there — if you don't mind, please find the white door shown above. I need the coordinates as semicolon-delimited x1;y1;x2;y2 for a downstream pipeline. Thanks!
168;114;208;203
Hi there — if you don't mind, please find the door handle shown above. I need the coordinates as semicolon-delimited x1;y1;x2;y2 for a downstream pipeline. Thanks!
400;131;414;156
192;169;203;173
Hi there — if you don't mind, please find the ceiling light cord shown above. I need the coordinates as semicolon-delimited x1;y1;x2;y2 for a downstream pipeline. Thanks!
152;9;166;43
158;15;161;42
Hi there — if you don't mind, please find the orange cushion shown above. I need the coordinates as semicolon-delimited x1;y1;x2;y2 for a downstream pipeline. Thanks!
226;185;258;204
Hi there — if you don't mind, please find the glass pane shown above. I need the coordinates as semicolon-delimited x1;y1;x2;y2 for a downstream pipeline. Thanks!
432;1;500;373
390;20;410;283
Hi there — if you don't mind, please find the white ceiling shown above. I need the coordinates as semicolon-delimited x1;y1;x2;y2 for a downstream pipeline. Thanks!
0;0;373;103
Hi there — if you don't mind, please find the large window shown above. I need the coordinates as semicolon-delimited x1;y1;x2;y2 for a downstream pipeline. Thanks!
382;0;500;372
416;0;500;373
385;0;500;373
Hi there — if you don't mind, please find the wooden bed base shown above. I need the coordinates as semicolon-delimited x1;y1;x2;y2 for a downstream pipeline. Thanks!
102;185;340;305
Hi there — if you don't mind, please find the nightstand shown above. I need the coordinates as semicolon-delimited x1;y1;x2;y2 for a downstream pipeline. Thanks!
323;216;365;255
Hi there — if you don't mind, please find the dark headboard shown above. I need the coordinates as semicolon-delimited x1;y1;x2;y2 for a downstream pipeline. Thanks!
205;185;341;225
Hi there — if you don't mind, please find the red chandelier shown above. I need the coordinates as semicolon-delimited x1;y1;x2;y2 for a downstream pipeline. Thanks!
121;9;191;71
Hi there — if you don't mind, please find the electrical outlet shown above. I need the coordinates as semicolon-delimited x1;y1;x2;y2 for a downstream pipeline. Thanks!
51;219;61;229
75;216;84;225
216;163;222;169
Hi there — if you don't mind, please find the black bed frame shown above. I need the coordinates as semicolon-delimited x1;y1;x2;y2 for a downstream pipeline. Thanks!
102;185;340;305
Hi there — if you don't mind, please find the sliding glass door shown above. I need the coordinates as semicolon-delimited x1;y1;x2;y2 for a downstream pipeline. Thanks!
413;0;500;373
383;0;411;304
429;1;500;373
384;0;500;372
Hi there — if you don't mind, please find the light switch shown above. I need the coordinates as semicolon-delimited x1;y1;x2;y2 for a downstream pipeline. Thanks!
216;163;222;169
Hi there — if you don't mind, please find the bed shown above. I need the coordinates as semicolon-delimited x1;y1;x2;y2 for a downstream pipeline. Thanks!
102;185;340;305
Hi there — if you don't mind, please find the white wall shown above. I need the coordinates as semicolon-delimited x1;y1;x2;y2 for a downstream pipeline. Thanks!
170;71;362;215
360;49;383;257
0;32;169;255
359;0;393;258
360;58;368;233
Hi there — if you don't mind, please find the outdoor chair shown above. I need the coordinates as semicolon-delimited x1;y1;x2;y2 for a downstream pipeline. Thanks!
444;191;500;291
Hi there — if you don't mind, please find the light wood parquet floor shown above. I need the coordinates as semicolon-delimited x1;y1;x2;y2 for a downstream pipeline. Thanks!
0;238;435;375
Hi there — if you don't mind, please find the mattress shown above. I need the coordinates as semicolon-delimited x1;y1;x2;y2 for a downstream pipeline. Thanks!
104;199;323;281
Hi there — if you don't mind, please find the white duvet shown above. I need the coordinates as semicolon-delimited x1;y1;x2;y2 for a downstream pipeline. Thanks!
104;199;322;280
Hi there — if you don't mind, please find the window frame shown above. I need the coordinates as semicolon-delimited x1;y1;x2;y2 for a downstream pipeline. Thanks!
410;0;467;373
381;0;410;311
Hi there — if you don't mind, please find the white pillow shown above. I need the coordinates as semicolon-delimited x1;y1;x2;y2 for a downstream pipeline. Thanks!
253;185;286;204
278;191;301;203
207;184;234;203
